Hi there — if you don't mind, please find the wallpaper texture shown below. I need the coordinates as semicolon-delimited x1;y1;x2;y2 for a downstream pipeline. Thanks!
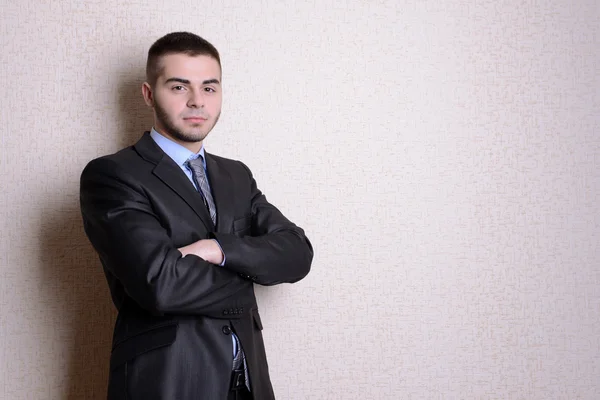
1;0;599;399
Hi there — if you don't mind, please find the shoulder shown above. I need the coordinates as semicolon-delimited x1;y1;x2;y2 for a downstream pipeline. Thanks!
80;142;157;193
81;146;138;178
82;132;163;178
206;153;254;177
206;152;240;166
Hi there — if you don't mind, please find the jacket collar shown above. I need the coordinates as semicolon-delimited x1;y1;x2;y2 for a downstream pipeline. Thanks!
133;132;228;232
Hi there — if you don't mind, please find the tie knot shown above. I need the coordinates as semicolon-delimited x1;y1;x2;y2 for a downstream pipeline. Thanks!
187;155;204;168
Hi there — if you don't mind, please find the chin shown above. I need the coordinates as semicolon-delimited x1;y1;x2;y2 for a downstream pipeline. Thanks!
185;131;209;143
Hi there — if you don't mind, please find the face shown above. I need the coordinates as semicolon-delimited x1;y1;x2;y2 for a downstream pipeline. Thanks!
142;53;222;152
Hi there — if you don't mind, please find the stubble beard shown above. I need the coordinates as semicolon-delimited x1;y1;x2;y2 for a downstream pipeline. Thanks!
154;102;220;144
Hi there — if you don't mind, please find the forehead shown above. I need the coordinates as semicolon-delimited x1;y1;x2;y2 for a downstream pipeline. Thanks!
157;53;221;81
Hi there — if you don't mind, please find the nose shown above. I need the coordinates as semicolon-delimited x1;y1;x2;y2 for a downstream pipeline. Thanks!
186;89;204;108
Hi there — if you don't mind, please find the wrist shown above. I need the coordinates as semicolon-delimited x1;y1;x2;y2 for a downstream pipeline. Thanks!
212;239;224;265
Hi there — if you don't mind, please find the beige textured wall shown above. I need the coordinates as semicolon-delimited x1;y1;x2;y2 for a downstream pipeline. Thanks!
1;0;599;399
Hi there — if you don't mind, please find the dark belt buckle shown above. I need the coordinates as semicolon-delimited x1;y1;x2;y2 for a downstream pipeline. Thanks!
230;368;245;391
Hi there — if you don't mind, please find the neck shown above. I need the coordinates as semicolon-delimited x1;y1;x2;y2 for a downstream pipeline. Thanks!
153;126;203;154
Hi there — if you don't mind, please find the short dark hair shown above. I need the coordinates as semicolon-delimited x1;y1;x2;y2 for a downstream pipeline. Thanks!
146;32;221;86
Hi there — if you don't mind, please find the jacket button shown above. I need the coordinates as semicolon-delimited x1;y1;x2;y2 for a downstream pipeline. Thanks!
223;310;229;316
222;325;232;335
229;308;234;314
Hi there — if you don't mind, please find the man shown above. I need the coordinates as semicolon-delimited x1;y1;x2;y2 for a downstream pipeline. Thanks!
80;32;313;400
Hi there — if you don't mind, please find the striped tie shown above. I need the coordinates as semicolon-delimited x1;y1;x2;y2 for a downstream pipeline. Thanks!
186;156;217;224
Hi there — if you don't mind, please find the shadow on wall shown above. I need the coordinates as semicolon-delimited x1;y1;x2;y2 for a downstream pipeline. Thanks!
40;204;115;400
39;72;152;399
117;68;154;148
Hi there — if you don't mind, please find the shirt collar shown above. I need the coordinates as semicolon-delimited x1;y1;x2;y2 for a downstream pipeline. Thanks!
150;127;206;167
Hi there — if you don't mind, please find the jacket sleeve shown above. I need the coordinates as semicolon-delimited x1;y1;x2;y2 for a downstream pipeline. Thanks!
80;157;252;317
212;162;314;286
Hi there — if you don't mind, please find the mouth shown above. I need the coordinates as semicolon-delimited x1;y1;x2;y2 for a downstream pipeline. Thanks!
183;117;208;123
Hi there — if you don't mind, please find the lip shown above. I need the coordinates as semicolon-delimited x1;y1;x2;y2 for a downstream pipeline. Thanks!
184;117;207;122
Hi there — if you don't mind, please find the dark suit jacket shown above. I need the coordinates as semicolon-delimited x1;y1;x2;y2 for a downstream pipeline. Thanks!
80;132;313;399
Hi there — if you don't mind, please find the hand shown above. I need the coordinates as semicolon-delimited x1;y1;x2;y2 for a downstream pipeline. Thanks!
178;239;224;265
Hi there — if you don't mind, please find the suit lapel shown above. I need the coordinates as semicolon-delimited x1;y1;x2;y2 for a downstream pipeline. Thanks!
134;132;214;232
205;153;234;233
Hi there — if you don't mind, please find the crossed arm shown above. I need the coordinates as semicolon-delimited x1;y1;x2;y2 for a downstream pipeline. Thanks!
80;157;313;317
180;161;313;286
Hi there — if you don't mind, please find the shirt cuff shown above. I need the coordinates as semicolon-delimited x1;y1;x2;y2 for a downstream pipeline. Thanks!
212;239;226;266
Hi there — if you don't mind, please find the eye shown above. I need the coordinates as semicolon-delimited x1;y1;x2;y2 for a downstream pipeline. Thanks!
172;85;186;91
204;87;216;93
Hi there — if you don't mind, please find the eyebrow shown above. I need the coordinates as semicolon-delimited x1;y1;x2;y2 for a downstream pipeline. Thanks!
164;77;221;85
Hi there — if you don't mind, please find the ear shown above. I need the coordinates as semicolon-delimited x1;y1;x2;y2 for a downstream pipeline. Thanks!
142;82;154;107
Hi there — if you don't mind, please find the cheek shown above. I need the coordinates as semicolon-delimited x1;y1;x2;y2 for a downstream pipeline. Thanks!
207;99;222;116
156;96;185;116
